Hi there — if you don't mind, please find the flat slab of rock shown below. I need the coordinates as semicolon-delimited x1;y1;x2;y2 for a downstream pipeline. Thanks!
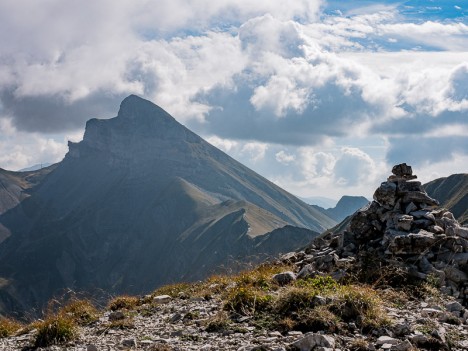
290;332;335;351
153;295;172;304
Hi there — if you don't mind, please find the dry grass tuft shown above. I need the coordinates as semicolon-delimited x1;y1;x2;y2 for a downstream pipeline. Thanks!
205;311;230;332
60;298;99;325
0;317;22;338
107;295;139;311
34;315;76;347
331;285;391;329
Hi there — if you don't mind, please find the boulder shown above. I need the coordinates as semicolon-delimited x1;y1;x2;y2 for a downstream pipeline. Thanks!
272;271;296;286
373;182;397;209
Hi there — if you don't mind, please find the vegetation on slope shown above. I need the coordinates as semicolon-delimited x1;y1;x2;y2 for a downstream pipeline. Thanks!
424;173;468;225
1;260;461;349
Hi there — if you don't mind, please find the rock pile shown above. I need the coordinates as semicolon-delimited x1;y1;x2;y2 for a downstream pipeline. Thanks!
281;163;468;306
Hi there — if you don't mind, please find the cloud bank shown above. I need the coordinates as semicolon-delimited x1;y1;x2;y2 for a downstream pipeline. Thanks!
0;0;467;198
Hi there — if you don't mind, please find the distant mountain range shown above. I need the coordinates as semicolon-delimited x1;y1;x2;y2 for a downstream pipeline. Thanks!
320;195;369;222
302;195;370;223
0;95;336;317
18;163;53;172
425;173;468;226
300;196;337;209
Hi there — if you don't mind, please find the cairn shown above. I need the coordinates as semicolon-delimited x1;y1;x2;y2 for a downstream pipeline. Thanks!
282;163;468;306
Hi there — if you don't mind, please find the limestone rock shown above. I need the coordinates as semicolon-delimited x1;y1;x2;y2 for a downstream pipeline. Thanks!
272;271;296;286
392;163;414;177
153;295;172;304
287;164;468;305
290;333;335;351
373;182;397;209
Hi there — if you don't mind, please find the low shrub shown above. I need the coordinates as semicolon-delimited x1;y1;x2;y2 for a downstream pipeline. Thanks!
331;285;390;329
225;287;273;315
0;317;22;338
205;312;230;332
107;295;139;311
152;282;195;298
34;315;76;347
60;298;98;325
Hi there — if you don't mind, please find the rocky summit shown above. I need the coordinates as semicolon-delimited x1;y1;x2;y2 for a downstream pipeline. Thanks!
0;95;335;318
281;163;468;305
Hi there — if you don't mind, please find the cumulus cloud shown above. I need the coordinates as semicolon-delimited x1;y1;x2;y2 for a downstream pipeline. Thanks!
275;150;296;165
333;147;376;186
0;118;70;170
241;142;269;162
0;0;467;198
300;149;335;179
206;135;239;153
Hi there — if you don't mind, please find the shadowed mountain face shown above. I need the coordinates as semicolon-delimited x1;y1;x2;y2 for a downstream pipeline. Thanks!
0;95;336;317
310;195;369;223
324;196;369;222
424;173;468;226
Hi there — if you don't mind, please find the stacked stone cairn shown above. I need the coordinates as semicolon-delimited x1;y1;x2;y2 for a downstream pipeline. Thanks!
281;163;468;306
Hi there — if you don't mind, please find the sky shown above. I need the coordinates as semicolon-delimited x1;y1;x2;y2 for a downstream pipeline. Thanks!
0;0;467;200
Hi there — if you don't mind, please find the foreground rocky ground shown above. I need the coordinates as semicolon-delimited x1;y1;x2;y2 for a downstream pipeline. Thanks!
1;163;467;351
1;268;467;351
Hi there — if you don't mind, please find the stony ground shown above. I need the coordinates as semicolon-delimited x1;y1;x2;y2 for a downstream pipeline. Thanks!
2;279;468;351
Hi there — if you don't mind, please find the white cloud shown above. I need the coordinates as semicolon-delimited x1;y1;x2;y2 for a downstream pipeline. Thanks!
206;135;239;152
333;147;377;186
0;117;68;170
300;149;336;179
241;142;269;162
0;0;467;200
275;150;296;164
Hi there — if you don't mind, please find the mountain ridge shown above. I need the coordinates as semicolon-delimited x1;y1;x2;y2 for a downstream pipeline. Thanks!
424;173;468;226
0;95;336;317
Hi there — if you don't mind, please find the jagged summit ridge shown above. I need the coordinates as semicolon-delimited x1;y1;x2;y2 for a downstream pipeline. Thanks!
68;95;200;160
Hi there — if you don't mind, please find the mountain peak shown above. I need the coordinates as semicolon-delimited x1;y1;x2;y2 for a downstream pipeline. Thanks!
117;95;175;123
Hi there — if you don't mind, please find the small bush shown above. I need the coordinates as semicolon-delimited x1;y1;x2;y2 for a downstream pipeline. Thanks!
34;315;76;347
205;312;230;332
294;306;340;333
0;317;22;338
60;299;98;325
225;287;273;315
107;295;139;311
331;285;390;329
275;286;315;315
153;282;195;298
106;317;135;330
234;263;292;291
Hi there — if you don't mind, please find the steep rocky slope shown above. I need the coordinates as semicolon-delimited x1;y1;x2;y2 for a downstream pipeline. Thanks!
0;95;335;317
425;173;468;226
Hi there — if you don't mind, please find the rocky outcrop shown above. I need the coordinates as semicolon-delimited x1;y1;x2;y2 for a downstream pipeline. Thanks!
281;164;468;306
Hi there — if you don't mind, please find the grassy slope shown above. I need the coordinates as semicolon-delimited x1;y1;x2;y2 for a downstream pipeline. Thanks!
424;173;468;225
